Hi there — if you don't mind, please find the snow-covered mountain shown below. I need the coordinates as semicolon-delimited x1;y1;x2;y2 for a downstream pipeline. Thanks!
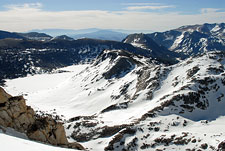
52;35;74;41
4;49;225;150
148;23;225;55
123;33;183;61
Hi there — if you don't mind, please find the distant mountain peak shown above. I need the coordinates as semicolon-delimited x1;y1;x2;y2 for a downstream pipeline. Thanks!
52;35;74;41
148;23;225;55
123;33;181;64
123;33;159;50
72;30;128;41
18;32;52;41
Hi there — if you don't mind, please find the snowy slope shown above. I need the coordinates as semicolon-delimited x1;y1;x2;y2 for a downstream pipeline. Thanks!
107;115;225;151
3;50;225;150
5;50;145;121
0;127;77;151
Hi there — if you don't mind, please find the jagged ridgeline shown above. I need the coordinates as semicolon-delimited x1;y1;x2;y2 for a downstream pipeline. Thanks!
148;23;225;55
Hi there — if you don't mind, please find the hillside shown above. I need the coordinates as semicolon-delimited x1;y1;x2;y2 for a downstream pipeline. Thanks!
0;30;25;40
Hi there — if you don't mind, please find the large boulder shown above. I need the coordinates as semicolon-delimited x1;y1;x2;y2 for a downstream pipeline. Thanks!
0;95;35;132
27;117;69;146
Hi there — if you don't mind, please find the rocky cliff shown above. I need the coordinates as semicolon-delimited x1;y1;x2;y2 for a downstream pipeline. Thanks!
0;87;84;150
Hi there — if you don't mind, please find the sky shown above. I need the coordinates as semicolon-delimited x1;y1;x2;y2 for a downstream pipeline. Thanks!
0;0;224;32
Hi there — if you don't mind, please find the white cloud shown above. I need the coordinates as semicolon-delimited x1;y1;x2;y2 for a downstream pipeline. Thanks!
0;3;224;32
123;3;175;11
121;3;161;6
4;2;42;11
126;5;175;10
201;8;221;14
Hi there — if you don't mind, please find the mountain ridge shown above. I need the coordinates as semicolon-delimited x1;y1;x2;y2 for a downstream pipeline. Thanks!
0;30;25;40
148;23;225;55
72;30;128;41
122;33;183;60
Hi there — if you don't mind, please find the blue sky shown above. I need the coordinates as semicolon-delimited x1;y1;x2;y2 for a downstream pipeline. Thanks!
0;0;223;13
0;0;224;32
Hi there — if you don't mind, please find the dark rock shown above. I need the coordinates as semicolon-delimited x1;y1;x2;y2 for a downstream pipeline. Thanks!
217;141;225;151
200;143;208;150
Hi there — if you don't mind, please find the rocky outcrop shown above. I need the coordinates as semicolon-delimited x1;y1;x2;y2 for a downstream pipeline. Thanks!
100;50;142;79
0;87;84;150
0;87;11;104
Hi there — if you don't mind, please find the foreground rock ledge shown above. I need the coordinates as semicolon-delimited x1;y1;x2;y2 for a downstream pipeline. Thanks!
0;87;85;150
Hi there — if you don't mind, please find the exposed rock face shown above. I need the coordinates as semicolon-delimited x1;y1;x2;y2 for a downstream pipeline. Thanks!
27;117;68;145
0;87;11;104
101;50;139;79
0;87;84;150
0;92;34;132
